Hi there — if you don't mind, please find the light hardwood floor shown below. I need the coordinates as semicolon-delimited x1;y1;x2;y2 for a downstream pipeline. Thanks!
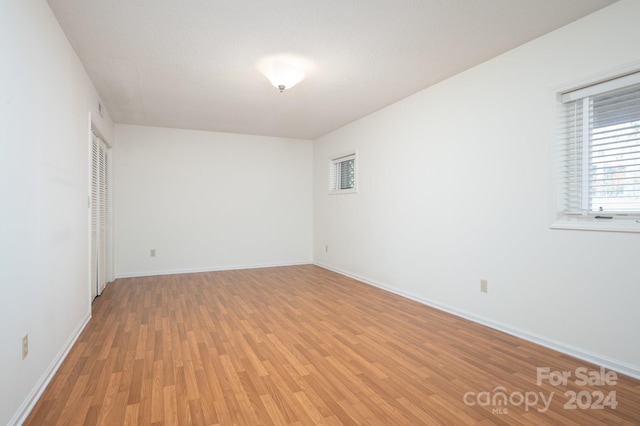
24;265;640;425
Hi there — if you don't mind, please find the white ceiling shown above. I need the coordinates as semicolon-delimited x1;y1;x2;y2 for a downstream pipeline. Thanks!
47;0;616;140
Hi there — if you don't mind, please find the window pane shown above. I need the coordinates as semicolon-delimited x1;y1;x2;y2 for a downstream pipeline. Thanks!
339;159;355;190
590;117;640;212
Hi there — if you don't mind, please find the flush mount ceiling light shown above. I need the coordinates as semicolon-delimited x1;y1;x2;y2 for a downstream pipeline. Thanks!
259;55;310;93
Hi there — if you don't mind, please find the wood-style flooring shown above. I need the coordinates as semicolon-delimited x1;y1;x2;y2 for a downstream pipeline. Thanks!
24;265;640;425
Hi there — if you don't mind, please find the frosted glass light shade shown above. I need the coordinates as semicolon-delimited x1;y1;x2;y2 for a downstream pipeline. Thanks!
260;57;305;92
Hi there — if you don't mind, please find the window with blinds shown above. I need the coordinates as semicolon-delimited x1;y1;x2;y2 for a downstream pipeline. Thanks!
557;71;640;227
330;152;357;194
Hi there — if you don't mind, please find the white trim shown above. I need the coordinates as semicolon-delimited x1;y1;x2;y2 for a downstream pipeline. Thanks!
551;218;640;233
114;261;312;279
561;70;640;102
329;187;358;195
10;313;91;426
87;113;94;305
554;60;640;98
106;146;115;285
331;152;356;161
314;262;640;381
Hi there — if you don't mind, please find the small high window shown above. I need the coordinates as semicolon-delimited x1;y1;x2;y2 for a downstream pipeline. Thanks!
330;152;356;194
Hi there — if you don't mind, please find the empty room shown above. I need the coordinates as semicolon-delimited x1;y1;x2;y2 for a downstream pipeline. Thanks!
2;0;640;424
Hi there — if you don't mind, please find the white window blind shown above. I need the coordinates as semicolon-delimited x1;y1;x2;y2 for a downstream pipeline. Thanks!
558;72;640;216
330;153;356;193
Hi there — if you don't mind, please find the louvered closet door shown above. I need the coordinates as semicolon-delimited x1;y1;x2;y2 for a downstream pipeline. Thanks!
91;134;99;300
91;131;111;298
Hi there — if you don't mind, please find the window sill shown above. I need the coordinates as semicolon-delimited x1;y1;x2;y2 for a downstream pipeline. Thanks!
329;188;358;195
551;217;640;233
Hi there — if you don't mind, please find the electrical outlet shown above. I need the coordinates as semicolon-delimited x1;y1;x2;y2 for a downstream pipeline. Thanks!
150;249;156;257
480;279;488;293
22;334;28;359
325;245;328;253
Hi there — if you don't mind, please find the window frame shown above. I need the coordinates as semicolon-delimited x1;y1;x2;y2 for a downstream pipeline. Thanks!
550;67;640;233
329;151;357;195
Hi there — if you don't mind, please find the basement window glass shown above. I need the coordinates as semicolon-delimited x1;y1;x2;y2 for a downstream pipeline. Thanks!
553;71;640;232
330;152;356;194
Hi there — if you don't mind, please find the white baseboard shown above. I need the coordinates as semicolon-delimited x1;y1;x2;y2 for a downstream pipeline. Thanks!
9;312;91;426
114;261;312;279
314;262;640;381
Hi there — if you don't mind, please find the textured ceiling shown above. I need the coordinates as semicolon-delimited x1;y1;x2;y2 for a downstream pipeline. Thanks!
47;0;616;140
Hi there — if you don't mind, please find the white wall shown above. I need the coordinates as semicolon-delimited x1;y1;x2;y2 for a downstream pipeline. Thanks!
314;0;640;376
114;125;312;277
0;1;114;424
